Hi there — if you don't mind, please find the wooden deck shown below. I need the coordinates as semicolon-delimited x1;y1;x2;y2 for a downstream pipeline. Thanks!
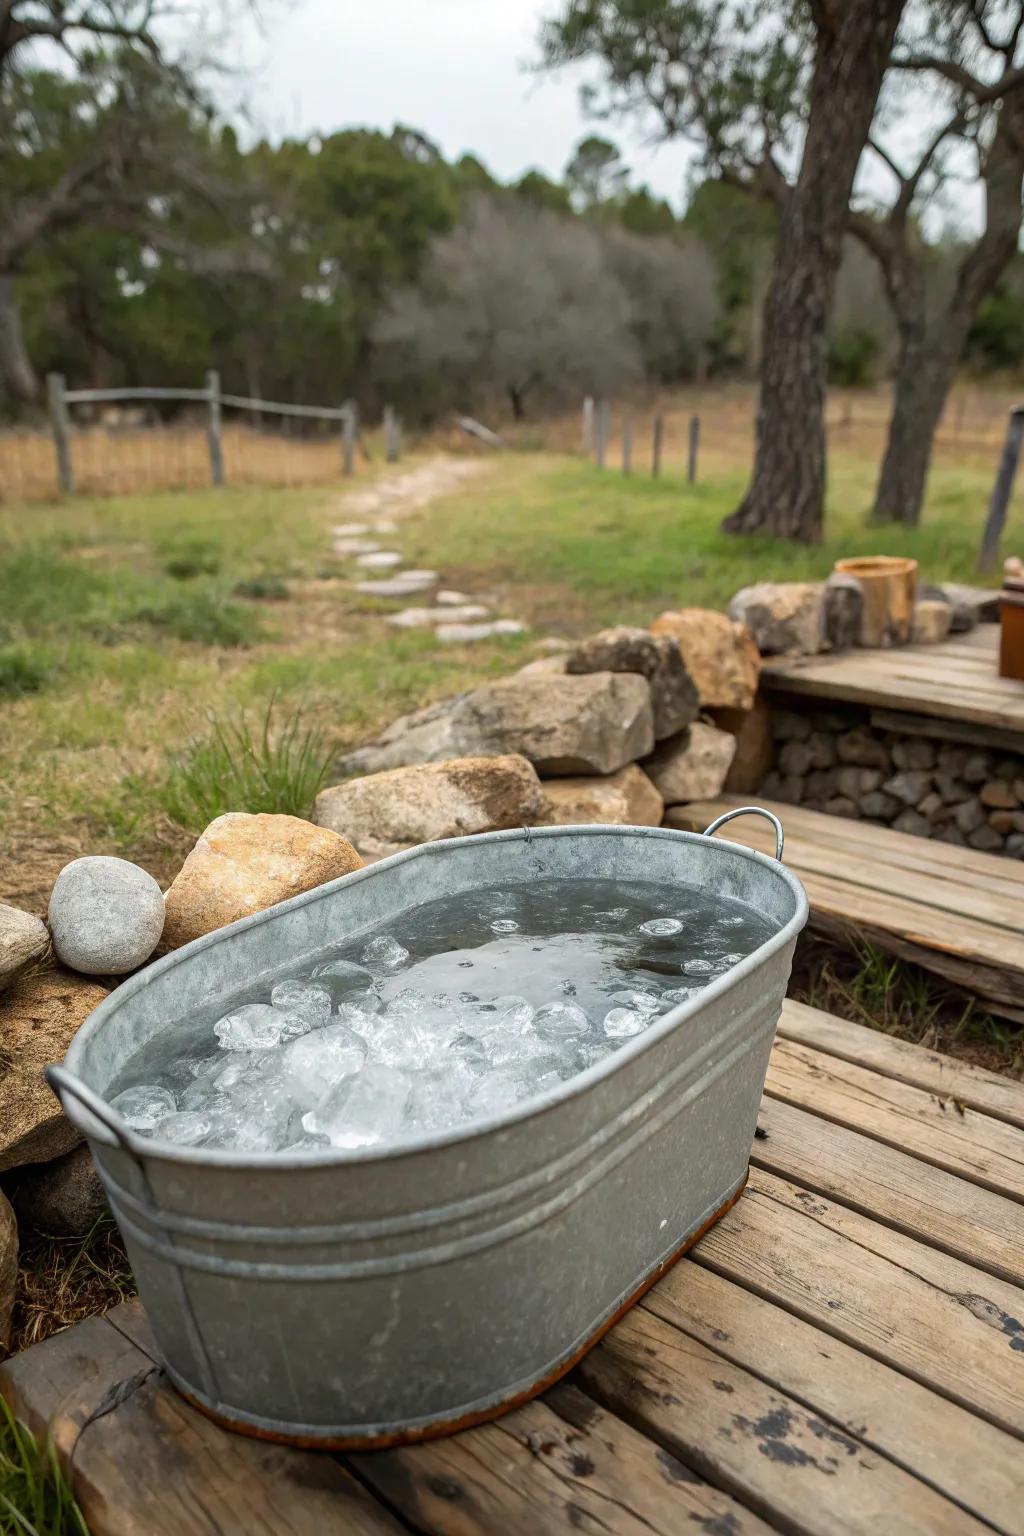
761;623;1024;738
3;1004;1024;1536
669;794;1024;1023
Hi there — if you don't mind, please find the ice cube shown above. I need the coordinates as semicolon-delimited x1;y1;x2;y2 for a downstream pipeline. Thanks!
361;934;410;972
281;1023;367;1104
661;986;697;1005
202;1102;290;1152
464;1070;525;1119
270;981;332;1029
533;1002;590;1040
603;1006;648;1039
302;1064;411;1149
492;996;535;1032
720;952;746;966
611;989;661;1017
490;918;519;934
150;1110;213;1147
110;1084;176;1131
214;1004;285;1051
638;918;683;937
560;980;577;996
683;959;714;976
313;959;375;997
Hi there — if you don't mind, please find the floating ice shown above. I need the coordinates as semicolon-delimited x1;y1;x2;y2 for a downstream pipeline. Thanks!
313;959;375;997
604;1007;648;1039
110;1084;176;1131
270;981;332;1029
303;1064;411;1148
638;918;683;937
281;1023;367;1102
151;1111;213;1146
534;1001;590;1039
490;918;519;934
683;959;714;976
362;934;410;972
214;1004;286;1051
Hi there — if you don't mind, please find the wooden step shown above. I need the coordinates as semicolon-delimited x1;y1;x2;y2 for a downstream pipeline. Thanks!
668;796;1024;1022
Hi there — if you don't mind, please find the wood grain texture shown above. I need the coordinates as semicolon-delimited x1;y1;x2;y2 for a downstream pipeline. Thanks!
578;1306;993;1536
777;1000;1024;1129
760;626;1023;732
641;1260;1024;1536
765;1037;1024;1200
695;1170;1024;1438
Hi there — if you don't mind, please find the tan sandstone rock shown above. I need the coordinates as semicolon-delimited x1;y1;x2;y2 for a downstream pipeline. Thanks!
539;765;664;827
0;969;109;1172
10;1143;107;1237
162;812;363;950
713;699;775;794
1;1190;15;1349
340;673;654;779
644;723;738;805
650;610;760;710
912;599;953;644
315;755;546;859
565;627;699;740
0;902;49;991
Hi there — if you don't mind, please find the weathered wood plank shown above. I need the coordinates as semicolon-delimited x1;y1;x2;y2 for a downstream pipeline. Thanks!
695;1170;1024;1438
578;1306;993;1536
765;1037;1024;1201
668;797;1024;1017
777;1000;1024;1130
753;1094;1024;1285
352;1383;778;1536
641;1259;1024;1536
1;1310;402;1536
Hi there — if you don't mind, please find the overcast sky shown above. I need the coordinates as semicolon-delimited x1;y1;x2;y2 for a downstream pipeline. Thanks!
236;0;701;209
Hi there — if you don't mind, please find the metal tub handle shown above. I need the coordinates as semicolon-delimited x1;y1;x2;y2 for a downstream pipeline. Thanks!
46;1063;138;1152
702;805;784;862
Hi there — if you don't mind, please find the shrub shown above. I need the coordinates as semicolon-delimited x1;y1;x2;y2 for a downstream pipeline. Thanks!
160;699;334;832
159;540;223;580
0;644;54;698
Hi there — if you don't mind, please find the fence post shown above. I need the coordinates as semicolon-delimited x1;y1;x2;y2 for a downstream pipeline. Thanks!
46;372;73;494
687;414;701;484
651;415;664;478
595;399;609;468
581;395;594;455
622;412;633;476
342;399;358;477
206;369;224;487
384;404;400;464
979;405;1024;573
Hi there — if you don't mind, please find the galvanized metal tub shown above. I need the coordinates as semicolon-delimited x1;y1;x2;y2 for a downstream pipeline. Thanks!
48;814;807;1448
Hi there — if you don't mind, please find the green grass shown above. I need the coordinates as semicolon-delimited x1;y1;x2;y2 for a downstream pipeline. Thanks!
160;698;335;833
0;1399;87;1536
0;445;1006;903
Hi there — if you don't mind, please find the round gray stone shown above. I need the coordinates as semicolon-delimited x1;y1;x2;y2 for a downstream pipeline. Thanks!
47;856;164;975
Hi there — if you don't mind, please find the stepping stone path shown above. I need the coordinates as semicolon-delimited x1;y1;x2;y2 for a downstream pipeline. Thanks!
330;457;528;643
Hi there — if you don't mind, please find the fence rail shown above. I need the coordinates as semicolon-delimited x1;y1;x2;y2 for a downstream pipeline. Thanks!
45;372;397;496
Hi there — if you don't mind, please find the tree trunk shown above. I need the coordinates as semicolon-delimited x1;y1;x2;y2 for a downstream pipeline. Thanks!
0;273;37;403
872;317;956;524
508;385;526;420
723;0;906;541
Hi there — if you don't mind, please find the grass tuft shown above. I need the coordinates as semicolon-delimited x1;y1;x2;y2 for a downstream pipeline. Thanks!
159;540;223;581
0;1399;88;1536
232;575;289;601
128;587;262;648
159;697;334;833
10;1217;135;1357
0;647;54;700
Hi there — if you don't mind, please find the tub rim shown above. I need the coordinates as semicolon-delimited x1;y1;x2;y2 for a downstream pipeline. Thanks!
56;820;808;1170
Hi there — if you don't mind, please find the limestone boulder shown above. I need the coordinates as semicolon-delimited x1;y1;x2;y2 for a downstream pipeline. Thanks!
9;1144;107;1237
315;755;546;859
644;723;738;806
649;610;760;710
539;765;663;827
340;673;655;779
162;813;363;951
48;855;165;976
0;1190;15;1349
0;903;49;991
727;582;825;656
565;627;699;740
936;583;1000;631
911;598;953;644
0;970;109;1172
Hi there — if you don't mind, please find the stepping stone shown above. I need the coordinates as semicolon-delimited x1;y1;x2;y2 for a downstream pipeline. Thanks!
355;571;439;597
388;605;490;629
436;619;527;644
331;523;371;537
436;590;473;606
372;518;399;534
356;551;403;569
333;538;381;556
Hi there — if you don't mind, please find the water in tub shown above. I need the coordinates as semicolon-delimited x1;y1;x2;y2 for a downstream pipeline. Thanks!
108;878;779;1153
